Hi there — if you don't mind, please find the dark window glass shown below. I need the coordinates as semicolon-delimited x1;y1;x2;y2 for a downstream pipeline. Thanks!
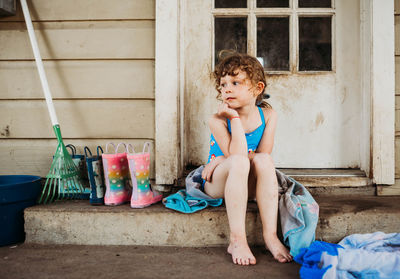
215;0;247;8
299;17;332;71
215;17;247;64
257;17;289;71
298;0;331;8
257;0;289;8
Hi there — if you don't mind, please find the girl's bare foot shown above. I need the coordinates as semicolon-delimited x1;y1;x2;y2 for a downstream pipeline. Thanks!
227;239;257;266
264;233;293;263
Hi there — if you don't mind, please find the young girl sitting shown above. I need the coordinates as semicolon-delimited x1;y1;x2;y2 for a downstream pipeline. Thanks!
202;52;293;266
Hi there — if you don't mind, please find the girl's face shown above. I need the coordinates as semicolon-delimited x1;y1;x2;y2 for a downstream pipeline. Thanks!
219;70;263;109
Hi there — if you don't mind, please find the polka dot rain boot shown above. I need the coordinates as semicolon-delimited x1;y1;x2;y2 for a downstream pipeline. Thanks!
127;142;162;208
102;143;131;206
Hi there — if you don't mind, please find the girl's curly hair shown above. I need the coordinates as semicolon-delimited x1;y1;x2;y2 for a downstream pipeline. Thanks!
213;51;271;108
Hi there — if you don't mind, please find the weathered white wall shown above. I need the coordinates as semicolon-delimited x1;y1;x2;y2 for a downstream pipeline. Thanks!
0;0;156;177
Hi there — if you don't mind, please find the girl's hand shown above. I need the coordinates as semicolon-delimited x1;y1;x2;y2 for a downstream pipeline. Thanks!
217;102;239;120
202;156;224;182
248;152;256;161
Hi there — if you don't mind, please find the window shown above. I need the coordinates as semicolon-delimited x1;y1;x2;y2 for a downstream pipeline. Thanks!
213;0;334;73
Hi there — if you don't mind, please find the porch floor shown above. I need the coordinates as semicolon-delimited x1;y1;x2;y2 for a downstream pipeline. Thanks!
0;243;300;279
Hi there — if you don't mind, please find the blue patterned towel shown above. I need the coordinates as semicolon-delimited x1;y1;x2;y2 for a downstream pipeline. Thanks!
275;169;319;257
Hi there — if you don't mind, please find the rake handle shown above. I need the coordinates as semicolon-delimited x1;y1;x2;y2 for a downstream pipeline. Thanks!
20;0;59;126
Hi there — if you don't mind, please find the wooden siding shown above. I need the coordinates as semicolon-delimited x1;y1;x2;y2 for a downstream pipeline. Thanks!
0;139;155;178
0;100;154;138
0;0;154;21
0;21;154;60
0;0;155;177
0;61;154;99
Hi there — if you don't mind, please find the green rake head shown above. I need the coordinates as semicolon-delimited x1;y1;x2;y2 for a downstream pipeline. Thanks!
38;125;84;204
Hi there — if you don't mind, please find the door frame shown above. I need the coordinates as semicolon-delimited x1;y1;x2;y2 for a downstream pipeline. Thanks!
360;0;395;184
155;0;395;185
155;0;181;184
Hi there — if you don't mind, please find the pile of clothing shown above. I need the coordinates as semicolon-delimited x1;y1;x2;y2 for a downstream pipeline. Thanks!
295;232;400;279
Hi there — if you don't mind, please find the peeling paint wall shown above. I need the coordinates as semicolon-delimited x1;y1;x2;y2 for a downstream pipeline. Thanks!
183;0;214;166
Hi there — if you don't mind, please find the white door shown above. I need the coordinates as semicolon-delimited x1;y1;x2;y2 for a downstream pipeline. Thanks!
183;0;362;169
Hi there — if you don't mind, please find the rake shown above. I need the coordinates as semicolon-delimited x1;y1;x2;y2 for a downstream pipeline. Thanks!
20;0;84;203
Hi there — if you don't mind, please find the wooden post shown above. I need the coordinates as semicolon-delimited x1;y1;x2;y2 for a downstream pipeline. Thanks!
155;0;180;186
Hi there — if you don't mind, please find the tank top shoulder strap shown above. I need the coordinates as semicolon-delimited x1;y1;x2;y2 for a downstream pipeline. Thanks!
227;107;264;132
258;106;266;126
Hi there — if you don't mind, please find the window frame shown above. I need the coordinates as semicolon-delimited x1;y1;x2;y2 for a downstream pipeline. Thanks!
211;0;336;74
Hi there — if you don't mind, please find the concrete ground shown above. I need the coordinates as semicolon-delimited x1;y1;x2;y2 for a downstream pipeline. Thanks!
0;243;300;279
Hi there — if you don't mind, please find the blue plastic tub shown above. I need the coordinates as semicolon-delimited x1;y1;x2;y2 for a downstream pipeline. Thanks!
0;175;41;246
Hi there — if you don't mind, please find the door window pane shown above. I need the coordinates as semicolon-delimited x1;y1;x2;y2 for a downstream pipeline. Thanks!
257;0;289;8
299;17;331;71
215;0;247;8
298;0;331;8
257;17;289;71
215;17;247;64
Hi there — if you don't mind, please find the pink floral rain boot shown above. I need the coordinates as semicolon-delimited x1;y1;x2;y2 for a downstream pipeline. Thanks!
127;142;162;208
102;143;131;205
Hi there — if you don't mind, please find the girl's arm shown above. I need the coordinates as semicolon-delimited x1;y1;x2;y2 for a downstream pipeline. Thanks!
203;112;246;182
256;108;278;154
209;103;247;156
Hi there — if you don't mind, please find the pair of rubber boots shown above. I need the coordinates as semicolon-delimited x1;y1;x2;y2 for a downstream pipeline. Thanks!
102;143;162;208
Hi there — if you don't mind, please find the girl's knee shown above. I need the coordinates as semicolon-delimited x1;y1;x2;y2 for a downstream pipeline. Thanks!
252;153;275;171
227;154;250;173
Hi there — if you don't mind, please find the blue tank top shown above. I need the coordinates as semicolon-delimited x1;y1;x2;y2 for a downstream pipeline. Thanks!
207;106;266;163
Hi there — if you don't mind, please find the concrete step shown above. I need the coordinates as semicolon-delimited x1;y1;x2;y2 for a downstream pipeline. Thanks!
176;168;375;197
24;196;400;246
280;168;372;188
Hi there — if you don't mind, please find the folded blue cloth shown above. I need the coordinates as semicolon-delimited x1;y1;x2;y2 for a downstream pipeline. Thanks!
163;189;223;213
295;232;400;279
